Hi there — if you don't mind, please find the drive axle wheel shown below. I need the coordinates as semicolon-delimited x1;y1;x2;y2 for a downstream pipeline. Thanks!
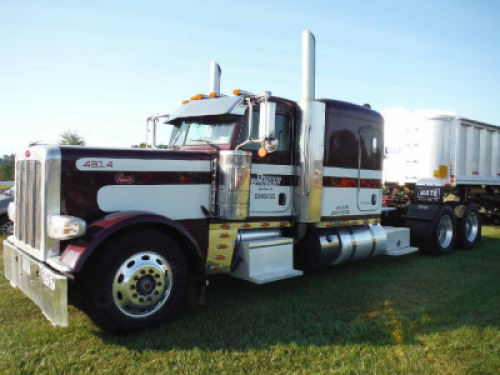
458;203;481;249
85;230;188;332
429;205;457;255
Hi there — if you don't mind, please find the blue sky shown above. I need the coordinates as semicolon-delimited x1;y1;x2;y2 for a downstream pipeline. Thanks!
1;0;499;155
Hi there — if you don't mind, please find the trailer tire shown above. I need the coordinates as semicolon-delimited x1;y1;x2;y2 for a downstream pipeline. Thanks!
428;205;457;255
84;229;188;332
457;203;481;249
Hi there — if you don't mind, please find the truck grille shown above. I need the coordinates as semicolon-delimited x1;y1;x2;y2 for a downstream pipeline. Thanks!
15;160;43;249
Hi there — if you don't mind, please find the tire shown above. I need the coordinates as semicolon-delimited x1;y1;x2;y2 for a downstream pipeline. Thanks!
428;205;457;255
0;215;13;236
458;203;481;249
84;229;188;332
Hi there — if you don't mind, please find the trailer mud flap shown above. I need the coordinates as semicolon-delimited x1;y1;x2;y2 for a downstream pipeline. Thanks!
3;240;69;327
404;204;441;245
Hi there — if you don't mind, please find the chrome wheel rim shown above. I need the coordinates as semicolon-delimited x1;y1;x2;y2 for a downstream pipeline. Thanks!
1;220;13;235
112;252;173;318
438;215;453;248
465;212;479;243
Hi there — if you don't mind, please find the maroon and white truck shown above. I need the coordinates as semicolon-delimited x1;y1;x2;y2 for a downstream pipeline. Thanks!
3;31;496;331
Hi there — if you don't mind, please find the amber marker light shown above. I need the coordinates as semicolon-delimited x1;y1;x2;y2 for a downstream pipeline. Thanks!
196;94;203;100
221;224;231;229
233;89;241;96
280;222;288;227
242;223;251;228
219;233;230;238
190;96;197;101
258;147;267;158
182;100;189;105
210;92;217;98
214;255;226;260
262;222;270;227
218;244;228;249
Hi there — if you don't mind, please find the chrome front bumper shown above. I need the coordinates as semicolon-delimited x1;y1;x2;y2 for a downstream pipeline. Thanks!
3;239;68;327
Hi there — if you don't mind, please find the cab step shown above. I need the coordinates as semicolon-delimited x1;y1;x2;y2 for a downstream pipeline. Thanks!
383;226;419;256
230;230;303;284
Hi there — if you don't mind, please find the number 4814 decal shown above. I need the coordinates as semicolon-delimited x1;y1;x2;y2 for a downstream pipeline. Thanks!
82;160;113;168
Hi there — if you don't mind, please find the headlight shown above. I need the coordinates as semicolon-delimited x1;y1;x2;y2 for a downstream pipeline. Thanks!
48;215;86;240
7;202;15;222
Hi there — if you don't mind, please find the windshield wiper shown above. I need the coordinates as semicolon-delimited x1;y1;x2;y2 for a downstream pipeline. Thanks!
190;140;220;150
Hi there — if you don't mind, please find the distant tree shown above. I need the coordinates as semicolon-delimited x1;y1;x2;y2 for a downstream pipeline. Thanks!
0;154;15;166
59;131;86;146
0;160;14;180
132;143;169;149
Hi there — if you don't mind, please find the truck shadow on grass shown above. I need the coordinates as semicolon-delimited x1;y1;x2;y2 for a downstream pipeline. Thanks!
92;233;500;352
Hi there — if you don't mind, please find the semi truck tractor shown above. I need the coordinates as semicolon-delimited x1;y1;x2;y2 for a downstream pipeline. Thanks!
3;31;499;331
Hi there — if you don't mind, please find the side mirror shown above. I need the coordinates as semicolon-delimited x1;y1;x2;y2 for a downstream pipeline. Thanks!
258;101;278;153
259;101;276;140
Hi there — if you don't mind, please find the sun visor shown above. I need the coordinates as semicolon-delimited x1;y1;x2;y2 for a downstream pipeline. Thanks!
168;96;247;122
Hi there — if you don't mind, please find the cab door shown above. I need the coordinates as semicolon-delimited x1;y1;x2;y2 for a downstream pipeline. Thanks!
358;128;382;212
242;107;294;218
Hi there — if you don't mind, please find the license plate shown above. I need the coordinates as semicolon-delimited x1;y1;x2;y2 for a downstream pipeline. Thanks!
41;269;56;291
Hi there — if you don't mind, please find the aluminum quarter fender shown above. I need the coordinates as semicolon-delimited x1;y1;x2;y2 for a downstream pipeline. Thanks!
60;211;206;280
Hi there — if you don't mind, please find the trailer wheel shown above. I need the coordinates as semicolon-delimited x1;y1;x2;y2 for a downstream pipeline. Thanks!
458;203;481;249
429;205;457;255
84;229;188;332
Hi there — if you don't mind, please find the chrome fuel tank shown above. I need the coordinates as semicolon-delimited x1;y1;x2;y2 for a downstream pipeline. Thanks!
299;224;386;267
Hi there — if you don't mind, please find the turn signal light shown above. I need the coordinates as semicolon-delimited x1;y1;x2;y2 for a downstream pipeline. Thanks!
258;147;267;158
48;215;86;240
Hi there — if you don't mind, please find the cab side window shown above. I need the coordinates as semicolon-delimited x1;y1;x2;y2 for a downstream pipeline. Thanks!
242;111;290;152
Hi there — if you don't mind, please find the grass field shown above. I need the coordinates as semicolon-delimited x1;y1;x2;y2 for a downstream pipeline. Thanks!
1;228;499;374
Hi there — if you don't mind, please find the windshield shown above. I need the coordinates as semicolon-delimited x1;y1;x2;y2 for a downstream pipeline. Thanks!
169;116;237;146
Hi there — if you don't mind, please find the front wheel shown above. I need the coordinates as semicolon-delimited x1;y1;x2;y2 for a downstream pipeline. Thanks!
84;230;188;332
458;203;481;249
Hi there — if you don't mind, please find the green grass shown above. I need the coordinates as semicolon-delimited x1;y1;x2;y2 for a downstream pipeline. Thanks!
1;228;500;374
0;185;12;190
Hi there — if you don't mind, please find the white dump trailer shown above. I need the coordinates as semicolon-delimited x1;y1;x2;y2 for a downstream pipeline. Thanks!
381;108;500;254
382;108;500;187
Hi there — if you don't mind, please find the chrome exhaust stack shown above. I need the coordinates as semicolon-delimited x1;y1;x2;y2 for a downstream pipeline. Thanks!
210;61;221;95
297;30;325;223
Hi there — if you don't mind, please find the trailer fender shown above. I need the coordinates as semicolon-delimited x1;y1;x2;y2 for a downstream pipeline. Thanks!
60;211;205;281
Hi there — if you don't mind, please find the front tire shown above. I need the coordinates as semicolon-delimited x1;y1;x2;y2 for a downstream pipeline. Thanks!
84;229;188;332
458;203;481;249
